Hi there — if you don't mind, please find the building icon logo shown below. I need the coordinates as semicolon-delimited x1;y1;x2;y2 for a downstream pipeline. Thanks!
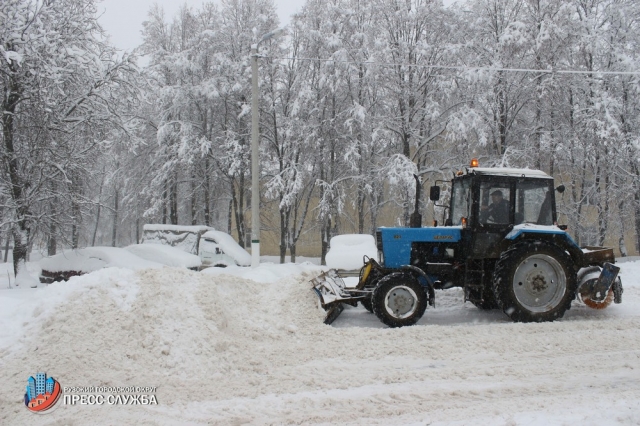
24;372;61;412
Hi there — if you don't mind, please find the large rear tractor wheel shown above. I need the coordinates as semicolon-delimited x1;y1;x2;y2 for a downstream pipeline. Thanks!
493;241;576;323
371;273;427;328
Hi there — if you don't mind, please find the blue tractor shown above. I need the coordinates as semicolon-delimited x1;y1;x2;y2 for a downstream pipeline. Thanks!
312;162;623;327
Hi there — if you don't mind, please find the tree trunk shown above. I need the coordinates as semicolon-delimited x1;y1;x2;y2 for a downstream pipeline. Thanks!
162;180;168;224
279;205;287;264
191;170;197;225
48;222;57;256
228;199;233;234
48;189;57;255
321;217;331;266
170;172;178;225
618;194;628;257
232;174;246;248
12;226;30;283
289;182;313;263
91;170;106;246
595;153;609;247
3;62;31;276
290;243;296;263
204;158;211;226
112;188;119;247
4;233;10;263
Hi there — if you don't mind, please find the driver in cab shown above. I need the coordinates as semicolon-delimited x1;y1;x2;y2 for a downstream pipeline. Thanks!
480;190;509;224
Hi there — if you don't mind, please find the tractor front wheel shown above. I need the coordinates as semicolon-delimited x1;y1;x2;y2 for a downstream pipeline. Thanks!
371;273;427;328
493;241;576;323
360;296;374;313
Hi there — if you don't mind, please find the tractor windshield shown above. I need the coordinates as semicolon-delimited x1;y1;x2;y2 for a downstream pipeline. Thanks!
450;178;471;225
515;179;554;225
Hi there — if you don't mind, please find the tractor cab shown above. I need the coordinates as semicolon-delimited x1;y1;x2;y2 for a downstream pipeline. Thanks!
440;167;561;260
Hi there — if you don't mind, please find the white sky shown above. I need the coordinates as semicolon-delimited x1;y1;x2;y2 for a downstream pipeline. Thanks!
98;0;305;52
98;0;458;53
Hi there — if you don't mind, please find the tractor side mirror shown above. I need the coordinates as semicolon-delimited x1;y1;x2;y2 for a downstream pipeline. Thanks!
556;184;565;193
429;186;441;201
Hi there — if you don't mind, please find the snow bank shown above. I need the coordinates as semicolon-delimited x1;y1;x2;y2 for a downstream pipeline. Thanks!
201;261;321;283
1;260;640;425
125;244;202;269
0;268;139;354
325;234;378;270
617;257;640;287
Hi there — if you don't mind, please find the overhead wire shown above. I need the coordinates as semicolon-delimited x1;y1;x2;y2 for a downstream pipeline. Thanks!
260;55;640;76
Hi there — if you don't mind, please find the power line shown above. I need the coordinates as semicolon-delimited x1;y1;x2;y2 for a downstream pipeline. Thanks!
262;55;640;76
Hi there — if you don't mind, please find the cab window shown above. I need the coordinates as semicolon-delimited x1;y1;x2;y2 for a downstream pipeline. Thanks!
450;179;470;225
515;180;553;225
479;182;510;225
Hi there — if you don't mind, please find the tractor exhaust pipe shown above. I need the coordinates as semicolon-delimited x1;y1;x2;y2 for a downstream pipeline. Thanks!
410;174;422;228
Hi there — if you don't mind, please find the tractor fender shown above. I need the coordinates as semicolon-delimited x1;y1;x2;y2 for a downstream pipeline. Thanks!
399;265;436;307
505;227;583;269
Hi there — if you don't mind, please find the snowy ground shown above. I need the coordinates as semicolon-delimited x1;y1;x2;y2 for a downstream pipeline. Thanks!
1;256;639;425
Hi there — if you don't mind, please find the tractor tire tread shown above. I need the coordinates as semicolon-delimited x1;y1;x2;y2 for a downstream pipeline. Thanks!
492;240;576;323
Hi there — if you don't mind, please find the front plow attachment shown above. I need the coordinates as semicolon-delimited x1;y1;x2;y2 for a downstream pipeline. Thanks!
311;269;368;324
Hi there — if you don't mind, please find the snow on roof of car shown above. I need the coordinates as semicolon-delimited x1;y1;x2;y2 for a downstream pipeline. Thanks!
201;230;251;266
469;167;551;178
40;246;165;273
142;224;214;233
124;244;202;269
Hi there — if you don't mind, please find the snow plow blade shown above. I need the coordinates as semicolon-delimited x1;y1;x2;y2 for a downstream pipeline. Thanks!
311;269;369;325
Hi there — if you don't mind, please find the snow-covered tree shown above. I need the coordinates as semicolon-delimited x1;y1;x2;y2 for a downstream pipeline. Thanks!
0;0;142;283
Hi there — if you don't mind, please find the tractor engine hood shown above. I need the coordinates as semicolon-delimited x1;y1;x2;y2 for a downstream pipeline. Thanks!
378;227;462;268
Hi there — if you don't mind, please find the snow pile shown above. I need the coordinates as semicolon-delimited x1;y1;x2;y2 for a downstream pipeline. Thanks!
201;261;321;283
125;244;202;269
1;259;639;425
201;230;251;266
39;247;164;273
325;234;378;270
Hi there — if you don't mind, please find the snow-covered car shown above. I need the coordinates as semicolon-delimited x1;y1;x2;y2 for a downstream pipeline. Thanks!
39;246;165;283
198;230;251;267
124;244;202;270
141;224;214;254
141;224;249;267
325;234;378;270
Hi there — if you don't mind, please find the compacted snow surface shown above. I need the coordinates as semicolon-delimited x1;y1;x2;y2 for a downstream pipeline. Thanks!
1;258;640;425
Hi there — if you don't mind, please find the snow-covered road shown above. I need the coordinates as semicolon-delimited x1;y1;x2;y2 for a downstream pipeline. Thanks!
1;260;639;425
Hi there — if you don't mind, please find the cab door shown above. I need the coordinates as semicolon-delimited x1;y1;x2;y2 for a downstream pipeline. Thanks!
469;179;514;258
